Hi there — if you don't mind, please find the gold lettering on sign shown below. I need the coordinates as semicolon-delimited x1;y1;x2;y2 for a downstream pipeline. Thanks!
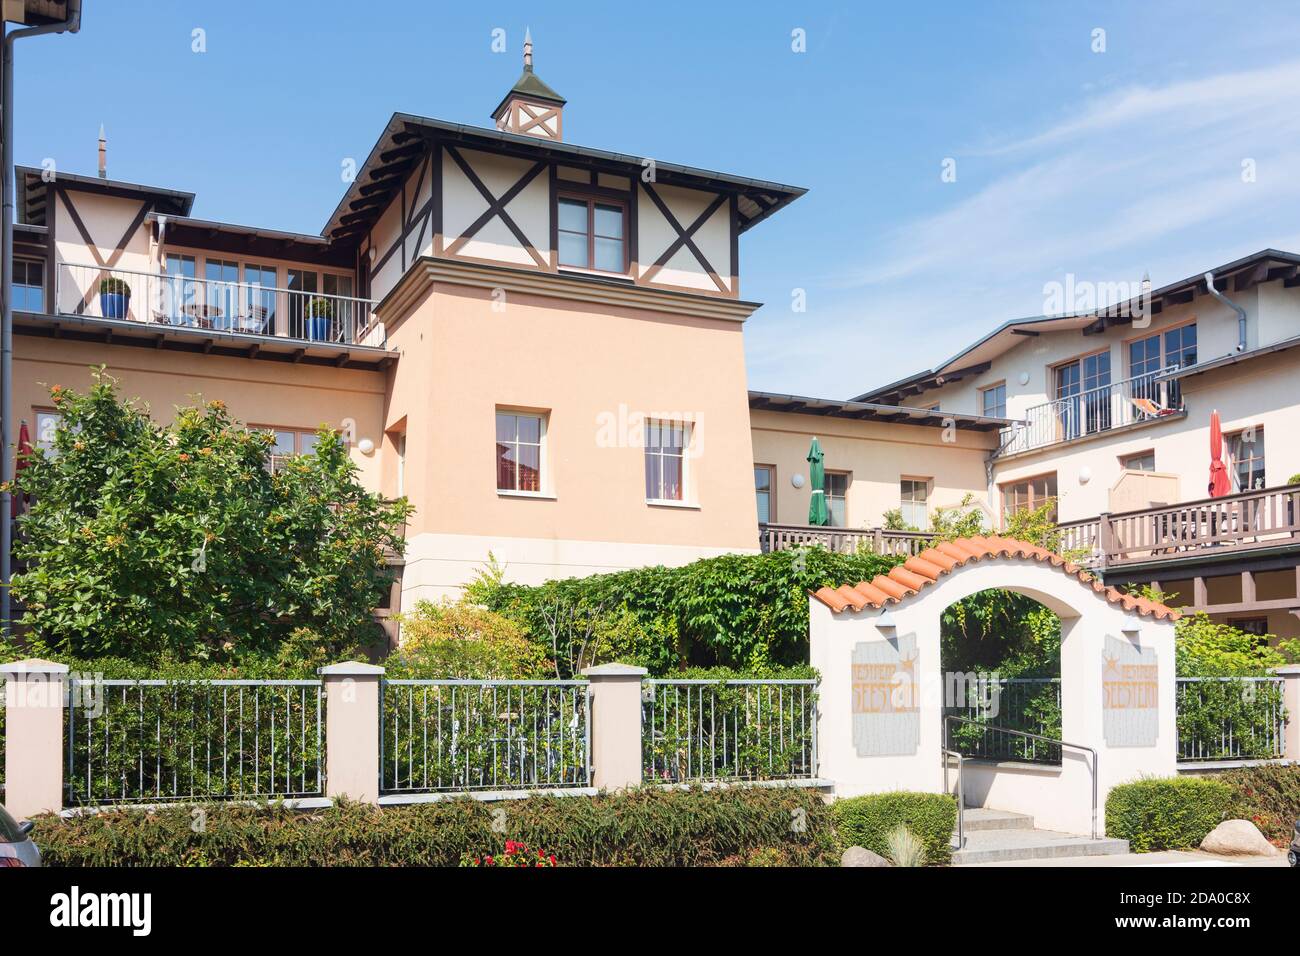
851;651;919;714
1102;653;1158;710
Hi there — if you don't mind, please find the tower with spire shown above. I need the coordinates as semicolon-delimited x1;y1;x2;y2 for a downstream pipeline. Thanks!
490;28;566;140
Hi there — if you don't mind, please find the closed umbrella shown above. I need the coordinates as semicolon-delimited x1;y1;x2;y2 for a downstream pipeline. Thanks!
10;421;31;519
807;437;829;526
1208;409;1231;498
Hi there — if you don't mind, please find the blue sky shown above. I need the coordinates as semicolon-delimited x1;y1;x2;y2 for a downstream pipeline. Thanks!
15;1;1300;398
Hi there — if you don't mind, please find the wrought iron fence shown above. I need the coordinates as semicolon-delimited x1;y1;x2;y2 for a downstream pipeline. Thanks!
943;677;1062;764
379;680;590;794
65;679;324;805
641;679;818;784
1176;676;1287;762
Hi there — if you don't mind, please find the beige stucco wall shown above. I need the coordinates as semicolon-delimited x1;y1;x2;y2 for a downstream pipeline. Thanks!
381;278;759;600
920;293;1255;423
14;337;387;490
749;409;995;528
992;348;1300;522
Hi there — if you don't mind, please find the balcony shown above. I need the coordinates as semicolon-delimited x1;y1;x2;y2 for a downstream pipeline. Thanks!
996;369;1185;457
51;263;383;348
759;523;935;557
1060;484;1300;569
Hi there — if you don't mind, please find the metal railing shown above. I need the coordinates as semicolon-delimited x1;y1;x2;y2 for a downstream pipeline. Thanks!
65;679;324;806
997;369;1184;457
379;680;591;794
1176;676;1288;763
641;679;818;784
57;262;379;346
945;714;1099;839
943;677;1062;765
942;748;965;850
759;523;935;556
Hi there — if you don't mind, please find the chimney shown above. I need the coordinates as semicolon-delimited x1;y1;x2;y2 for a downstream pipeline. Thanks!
97;124;106;179
490;28;566;140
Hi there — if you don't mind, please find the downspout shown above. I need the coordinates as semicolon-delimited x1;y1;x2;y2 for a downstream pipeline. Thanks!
1204;271;1248;352
2;0;83;636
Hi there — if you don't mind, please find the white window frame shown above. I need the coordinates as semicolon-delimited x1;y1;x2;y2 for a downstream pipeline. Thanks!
33;407;61;457
644;419;693;506
496;409;550;498
900;477;930;529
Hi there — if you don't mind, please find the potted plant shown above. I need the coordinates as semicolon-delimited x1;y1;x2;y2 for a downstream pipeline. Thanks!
305;297;334;341
99;276;131;319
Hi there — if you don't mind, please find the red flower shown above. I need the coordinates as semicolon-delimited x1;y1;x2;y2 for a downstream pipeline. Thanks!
485;855;494;865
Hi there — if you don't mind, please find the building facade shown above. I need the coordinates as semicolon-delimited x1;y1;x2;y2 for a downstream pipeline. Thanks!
11;46;811;618
850;251;1300;641
10;43;1300;648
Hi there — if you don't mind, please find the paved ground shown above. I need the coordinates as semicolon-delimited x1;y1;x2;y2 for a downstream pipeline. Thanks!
965;848;1290;867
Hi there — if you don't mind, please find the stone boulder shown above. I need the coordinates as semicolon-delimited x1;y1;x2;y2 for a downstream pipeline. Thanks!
841;845;891;867
1199;819;1278;857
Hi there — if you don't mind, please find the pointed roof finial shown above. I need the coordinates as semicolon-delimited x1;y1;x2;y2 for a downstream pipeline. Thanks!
523;27;533;71
98;123;107;180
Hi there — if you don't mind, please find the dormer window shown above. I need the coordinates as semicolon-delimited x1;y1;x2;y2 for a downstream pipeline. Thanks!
558;196;627;273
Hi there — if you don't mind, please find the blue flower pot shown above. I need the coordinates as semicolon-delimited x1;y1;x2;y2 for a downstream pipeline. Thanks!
306;316;330;341
100;292;128;319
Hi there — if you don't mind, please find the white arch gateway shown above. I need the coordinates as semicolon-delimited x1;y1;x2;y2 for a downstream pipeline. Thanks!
809;536;1179;836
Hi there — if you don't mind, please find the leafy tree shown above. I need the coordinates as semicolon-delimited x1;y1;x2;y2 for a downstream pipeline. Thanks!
1174;612;1286;677
391;599;550;679
939;499;1068;676
11;371;412;663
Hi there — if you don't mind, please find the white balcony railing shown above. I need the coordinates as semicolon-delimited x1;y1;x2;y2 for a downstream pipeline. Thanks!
996;368;1184;457
56;262;382;347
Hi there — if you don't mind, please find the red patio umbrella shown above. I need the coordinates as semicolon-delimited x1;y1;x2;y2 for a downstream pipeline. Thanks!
11;420;32;518
1208;409;1231;498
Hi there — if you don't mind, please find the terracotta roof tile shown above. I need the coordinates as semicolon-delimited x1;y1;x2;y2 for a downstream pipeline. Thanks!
810;536;1181;621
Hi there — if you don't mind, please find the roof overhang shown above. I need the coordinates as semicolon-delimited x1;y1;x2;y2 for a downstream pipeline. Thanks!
322;113;807;243
14;311;393;371
1156;332;1300;383
17;166;194;227
855;248;1300;405
151;213;354;268
748;390;1012;431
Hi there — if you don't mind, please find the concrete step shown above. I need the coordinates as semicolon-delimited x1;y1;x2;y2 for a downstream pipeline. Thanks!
952;827;1129;865
961;807;1035;832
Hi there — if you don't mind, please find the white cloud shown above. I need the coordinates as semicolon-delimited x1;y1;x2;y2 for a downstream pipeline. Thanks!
750;59;1300;398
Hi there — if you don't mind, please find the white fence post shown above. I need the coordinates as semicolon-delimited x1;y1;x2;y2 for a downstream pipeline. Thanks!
582;663;646;790
1;659;68;818
1276;665;1300;762
319;662;384;804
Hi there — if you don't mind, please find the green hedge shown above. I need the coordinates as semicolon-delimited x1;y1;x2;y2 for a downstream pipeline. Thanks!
1219;764;1300;844
481;547;901;676
1105;777;1233;851
33;786;839;867
832;791;957;863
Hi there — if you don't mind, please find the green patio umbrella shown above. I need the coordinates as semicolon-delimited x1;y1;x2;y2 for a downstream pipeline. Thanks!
806;436;829;526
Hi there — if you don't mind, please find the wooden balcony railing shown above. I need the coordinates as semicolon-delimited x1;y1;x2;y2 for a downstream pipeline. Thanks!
759;523;935;557
762;485;1300;571
1062;484;1300;569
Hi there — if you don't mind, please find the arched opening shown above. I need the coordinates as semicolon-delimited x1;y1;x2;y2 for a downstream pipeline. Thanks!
940;587;1065;765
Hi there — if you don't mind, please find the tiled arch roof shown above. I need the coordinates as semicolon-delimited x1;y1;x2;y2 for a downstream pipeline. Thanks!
811;535;1180;621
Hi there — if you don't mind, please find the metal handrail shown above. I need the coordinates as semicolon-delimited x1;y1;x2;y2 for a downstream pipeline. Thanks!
945;714;1099;840
941;748;965;850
